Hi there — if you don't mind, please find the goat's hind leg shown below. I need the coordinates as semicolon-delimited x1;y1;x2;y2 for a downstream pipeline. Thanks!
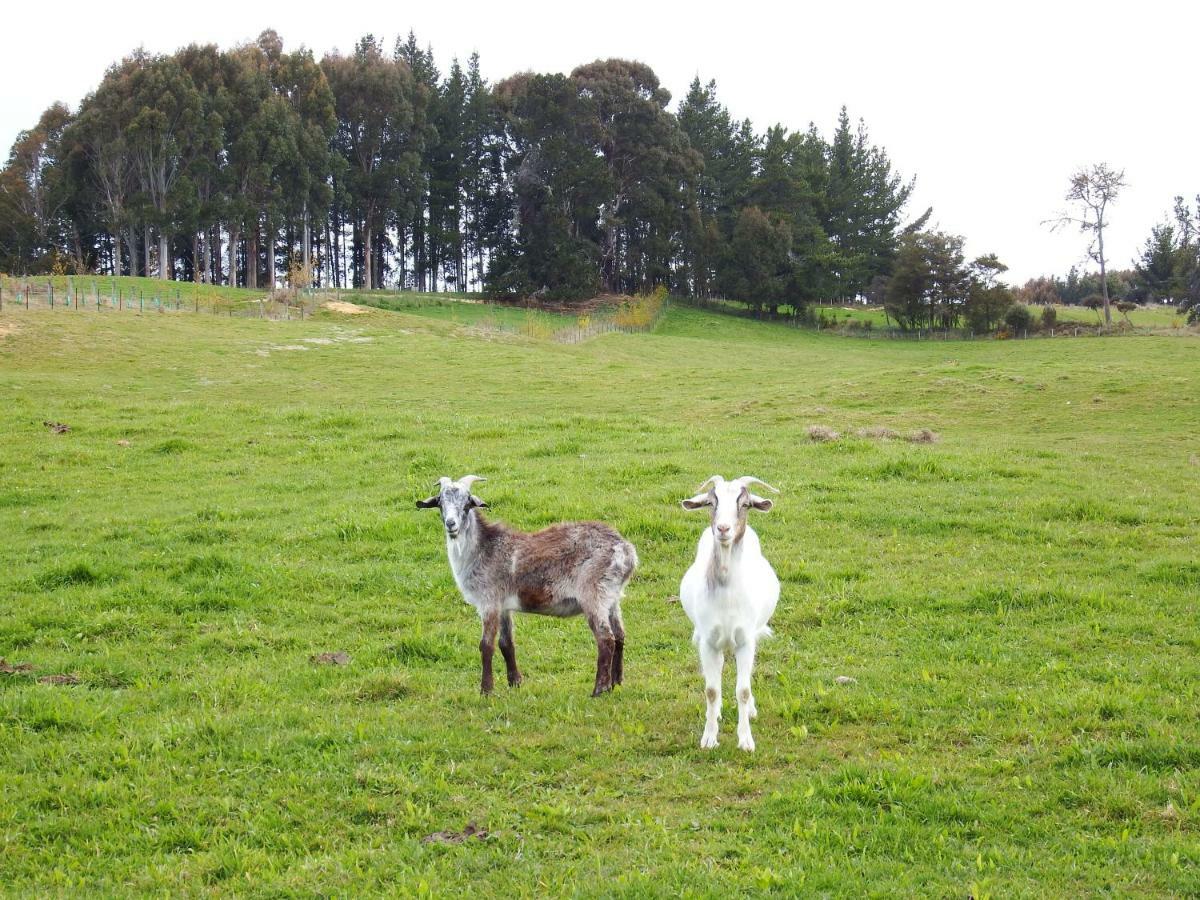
586;609;617;697
608;604;626;687
699;638;724;749
498;611;522;687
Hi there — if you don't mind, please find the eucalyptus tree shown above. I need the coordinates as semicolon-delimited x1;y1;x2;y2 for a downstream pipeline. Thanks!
123;52;203;279
0;103;73;272
324;35;425;289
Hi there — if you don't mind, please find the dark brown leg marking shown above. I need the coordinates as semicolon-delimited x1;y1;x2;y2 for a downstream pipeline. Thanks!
609;606;625;687
499;612;522;687
588;612;615;697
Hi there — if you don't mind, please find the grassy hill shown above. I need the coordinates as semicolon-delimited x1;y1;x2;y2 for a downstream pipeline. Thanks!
1;298;1198;895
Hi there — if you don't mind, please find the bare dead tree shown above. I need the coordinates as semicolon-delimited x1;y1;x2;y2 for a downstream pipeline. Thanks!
1045;164;1127;326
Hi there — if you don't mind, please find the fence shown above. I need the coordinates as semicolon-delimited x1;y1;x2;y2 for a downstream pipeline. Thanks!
0;277;312;321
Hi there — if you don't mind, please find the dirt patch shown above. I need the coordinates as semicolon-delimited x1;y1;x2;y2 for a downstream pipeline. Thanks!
422;822;492;845
311;651;350;666
37;673;81;685
43;421;70;434
323;300;370;315
0;322;18;338
116;439;130;447
0;658;34;675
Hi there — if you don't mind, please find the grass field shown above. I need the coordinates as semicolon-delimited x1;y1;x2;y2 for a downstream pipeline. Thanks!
1;294;1198;896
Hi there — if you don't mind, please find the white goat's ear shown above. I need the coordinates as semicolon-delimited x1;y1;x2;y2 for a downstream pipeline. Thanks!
748;494;774;512
416;495;440;509
468;494;488;509
681;492;713;510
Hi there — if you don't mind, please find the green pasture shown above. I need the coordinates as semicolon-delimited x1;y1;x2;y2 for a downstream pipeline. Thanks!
1;296;1198;896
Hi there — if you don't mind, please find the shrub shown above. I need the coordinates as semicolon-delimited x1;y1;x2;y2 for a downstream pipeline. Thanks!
1004;304;1033;332
1041;306;1057;329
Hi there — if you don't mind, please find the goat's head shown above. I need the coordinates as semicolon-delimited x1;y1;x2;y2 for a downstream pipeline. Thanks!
681;475;778;547
416;475;488;540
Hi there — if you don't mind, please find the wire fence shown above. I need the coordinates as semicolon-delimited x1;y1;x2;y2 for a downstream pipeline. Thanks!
0;277;314;320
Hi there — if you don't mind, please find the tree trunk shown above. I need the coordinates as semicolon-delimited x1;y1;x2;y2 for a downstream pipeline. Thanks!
247;225;258;290
363;222;373;291
266;218;276;290
144;227;153;279
193;234;202;283
302;203;311;284
127;226;139;277
1098;224;1111;326
159;233;170;279
228;227;240;287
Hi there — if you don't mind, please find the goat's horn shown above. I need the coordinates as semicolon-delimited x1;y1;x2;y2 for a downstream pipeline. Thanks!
697;474;725;492
435;476;452;489
734;476;779;494
457;475;486;490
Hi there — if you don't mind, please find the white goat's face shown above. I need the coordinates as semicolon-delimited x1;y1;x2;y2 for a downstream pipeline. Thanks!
681;476;776;546
417;476;487;541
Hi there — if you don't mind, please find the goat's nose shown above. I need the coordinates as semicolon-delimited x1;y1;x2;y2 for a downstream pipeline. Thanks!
717;524;731;534
446;519;458;529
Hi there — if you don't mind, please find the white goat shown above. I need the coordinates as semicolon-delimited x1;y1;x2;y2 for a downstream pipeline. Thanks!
679;475;780;751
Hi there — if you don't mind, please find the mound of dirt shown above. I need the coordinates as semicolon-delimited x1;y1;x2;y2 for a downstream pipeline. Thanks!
323;300;370;315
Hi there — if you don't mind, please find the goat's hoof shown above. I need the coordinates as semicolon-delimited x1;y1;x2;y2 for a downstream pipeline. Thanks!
508;675;523;688
700;732;719;749
738;735;756;752
591;685;611;697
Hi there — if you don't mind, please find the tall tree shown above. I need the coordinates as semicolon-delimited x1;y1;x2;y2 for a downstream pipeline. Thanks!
1048;163;1127;325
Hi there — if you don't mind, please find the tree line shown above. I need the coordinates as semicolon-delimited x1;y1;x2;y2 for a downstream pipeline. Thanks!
0;29;924;306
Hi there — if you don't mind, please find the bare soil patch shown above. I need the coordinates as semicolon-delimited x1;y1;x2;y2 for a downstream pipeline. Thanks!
0;658;34;675
311;651;350;666
43;421;70;434
0;322;17;337
37;673;81;685
422;822;492;845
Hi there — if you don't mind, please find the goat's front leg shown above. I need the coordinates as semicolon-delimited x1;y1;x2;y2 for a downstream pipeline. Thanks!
699;640;724;749
498;611;522;687
587;612;616;697
733;638;758;752
479;609;500;695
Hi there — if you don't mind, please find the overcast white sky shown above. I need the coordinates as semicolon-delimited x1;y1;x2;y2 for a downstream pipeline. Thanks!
3;0;1196;282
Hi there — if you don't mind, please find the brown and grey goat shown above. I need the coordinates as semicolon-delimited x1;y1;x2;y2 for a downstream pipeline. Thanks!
417;476;638;696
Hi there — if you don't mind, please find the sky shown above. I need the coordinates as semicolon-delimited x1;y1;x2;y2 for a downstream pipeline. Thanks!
2;0;1196;283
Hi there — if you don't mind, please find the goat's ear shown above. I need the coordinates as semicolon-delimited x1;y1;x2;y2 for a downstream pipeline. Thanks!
681;492;713;510
416;495;440;509
468;494;488;509
748;494;774;512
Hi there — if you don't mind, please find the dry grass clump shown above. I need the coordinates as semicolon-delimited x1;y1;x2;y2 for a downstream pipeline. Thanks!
856;426;899;440
807;424;840;442
907;428;940;444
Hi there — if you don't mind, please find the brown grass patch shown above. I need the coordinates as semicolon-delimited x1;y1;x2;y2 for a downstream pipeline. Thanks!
37;673;80;685
0;658;34;675
0;322;18;338
907;428;940;444
323;300;369;315
311;651;350;666
807;425;840;443
855;426;899;440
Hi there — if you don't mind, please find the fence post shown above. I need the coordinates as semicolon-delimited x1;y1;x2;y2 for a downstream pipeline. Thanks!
49;283;54;308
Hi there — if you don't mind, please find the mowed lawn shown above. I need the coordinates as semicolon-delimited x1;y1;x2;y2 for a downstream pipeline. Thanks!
1;301;1198;897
